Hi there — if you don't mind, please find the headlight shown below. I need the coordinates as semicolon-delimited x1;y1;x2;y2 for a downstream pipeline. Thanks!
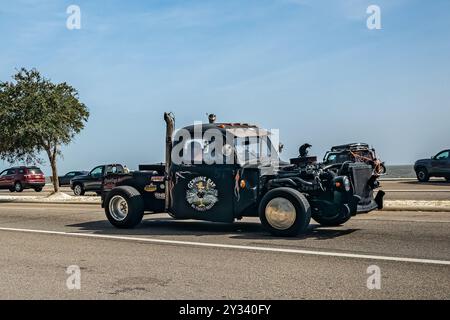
343;176;351;192
334;176;351;192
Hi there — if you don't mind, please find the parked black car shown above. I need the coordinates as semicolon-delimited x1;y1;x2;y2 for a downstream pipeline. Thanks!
414;150;450;182
71;164;125;196
57;171;88;186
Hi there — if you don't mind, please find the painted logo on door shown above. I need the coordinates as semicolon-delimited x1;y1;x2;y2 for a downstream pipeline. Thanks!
186;176;218;211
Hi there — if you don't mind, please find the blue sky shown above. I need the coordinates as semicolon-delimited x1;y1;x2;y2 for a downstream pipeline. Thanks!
1;0;450;174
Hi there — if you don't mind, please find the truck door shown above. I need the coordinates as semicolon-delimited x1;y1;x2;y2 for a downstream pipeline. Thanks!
86;166;104;190
170;164;236;223
433;151;450;176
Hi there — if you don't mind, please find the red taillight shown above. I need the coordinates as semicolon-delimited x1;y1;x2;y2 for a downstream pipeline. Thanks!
24;174;43;180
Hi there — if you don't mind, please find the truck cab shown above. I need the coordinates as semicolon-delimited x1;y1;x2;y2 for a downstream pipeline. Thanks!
71;164;125;196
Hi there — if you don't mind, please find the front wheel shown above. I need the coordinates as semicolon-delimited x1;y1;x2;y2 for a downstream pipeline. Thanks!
416;168;429;182
34;187;43;192
73;184;85;196
14;182;24;193
105;186;144;228
259;187;311;237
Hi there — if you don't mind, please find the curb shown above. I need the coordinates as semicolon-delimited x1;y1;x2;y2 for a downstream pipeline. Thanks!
379;178;417;181
382;206;450;212
0;199;99;206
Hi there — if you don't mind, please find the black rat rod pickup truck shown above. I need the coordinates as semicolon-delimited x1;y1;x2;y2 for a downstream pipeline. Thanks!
101;113;384;237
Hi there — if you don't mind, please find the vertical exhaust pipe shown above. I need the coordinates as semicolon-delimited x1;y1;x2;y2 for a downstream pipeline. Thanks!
164;112;175;211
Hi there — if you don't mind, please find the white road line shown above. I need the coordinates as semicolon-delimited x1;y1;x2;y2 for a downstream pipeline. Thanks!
1;227;449;266
381;190;450;192
354;217;450;223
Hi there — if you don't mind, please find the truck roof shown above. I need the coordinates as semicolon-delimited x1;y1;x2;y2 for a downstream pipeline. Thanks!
182;123;270;137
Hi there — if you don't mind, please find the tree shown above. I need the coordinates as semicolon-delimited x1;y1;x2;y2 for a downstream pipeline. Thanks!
0;68;89;193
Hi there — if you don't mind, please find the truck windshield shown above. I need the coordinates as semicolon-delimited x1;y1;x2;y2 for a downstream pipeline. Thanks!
177;136;279;166
324;152;351;164
234;136;278;166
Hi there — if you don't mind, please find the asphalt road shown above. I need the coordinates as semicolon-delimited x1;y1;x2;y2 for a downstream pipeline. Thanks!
0;202;448;299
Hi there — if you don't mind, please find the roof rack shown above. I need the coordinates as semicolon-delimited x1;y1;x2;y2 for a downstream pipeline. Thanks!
330;143;370;152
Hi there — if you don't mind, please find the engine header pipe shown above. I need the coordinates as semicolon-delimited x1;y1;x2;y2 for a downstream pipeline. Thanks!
164;112;175;211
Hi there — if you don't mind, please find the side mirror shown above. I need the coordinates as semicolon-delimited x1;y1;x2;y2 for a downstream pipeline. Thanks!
279;143;284;154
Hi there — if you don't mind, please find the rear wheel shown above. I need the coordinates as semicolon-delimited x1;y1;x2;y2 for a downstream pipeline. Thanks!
259;188;311;237
416;168;429;182
34;187;43;192
379;163;387;175
105;186;144;228
14;182;23;193
312;205;352;227
9;188;15;193
73;183;85;196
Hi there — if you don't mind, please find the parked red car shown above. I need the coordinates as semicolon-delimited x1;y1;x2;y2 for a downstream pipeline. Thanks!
0;166;46;192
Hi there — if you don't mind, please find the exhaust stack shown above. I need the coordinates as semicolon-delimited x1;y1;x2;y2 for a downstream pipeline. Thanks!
164;112;175;211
